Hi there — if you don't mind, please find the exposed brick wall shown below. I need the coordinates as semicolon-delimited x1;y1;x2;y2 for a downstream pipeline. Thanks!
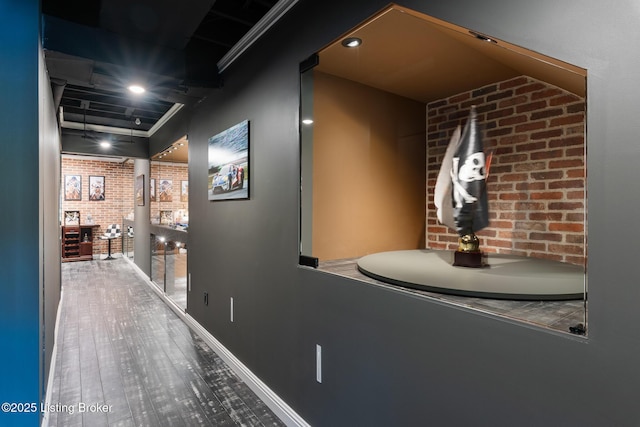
149;163;189;224
61;157;134;255
426;76;586;266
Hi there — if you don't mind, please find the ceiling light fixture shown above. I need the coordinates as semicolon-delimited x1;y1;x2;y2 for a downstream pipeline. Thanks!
128;85;146;94
302;119;314;125
341;37;362;48
100;141;111;148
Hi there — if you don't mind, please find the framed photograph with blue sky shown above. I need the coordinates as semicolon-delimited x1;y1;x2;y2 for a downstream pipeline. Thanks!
208;120;249;201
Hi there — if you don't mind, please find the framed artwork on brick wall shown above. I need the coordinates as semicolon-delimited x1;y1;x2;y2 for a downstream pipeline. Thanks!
136;174;145;206
150;178;156;202
64;210;80;225
159;179;173;202
89;175;105;201
181;180;189;202
64;174;82;201
160;210;173;225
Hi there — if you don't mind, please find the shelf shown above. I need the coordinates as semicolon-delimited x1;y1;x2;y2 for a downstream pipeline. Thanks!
62;224;100;262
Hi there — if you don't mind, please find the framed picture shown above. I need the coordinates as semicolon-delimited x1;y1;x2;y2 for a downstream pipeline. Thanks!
159;179;173;202
181;180;189;202
150;178;156;202
64;175;82;201
136;174;145;206
208;120;249;201
64;210;80;226
89;175;105;201
160;210;173;225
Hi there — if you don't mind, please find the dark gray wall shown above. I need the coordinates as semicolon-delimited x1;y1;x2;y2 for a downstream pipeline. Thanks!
183;0;640;425
134;159;151;276
40;39;62;398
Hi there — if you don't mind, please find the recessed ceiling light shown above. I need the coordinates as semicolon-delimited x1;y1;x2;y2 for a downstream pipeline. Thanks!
341;37;362;48
128;85;146;94
302;119;314;125
100;141;111;148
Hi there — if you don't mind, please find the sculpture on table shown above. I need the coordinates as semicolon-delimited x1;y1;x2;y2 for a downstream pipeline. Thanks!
434;106;491;267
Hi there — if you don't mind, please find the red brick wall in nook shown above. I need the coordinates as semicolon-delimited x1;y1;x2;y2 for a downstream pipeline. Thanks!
61;157;134;255
149;163;189;224
427;76;586;266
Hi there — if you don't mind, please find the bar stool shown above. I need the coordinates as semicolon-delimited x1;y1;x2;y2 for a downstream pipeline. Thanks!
100;224;121;260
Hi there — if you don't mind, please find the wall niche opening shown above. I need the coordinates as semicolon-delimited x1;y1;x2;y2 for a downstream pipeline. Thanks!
299;5;587;335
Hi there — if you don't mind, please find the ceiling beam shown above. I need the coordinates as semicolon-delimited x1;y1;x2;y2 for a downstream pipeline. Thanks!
191;34;235;49
208;9;255;27
218;0;299;72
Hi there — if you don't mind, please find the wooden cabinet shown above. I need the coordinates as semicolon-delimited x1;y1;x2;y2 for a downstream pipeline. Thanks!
62;225;99;262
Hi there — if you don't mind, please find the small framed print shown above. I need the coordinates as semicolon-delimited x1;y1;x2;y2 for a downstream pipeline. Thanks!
89;175;105;201
64;175;82;201
136;174;145;206
159;179;173;202
64;210;80;225
150;178;156;202
160;210;173;225
181;180;189;202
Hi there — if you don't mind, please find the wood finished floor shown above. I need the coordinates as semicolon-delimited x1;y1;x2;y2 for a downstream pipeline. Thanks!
47;259;285;427
320;258;586;334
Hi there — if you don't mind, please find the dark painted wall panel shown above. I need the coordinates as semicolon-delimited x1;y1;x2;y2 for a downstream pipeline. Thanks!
182;0;639;425
149;106;190;156
40;39;62;399
134;159;151;276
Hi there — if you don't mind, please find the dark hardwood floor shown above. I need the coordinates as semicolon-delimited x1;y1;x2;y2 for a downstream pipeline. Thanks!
46;259;285;427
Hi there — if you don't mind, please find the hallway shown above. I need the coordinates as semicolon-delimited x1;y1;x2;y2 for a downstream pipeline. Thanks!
45;259;285;427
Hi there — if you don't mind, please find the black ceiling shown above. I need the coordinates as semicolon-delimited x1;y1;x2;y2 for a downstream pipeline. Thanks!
42;0;279;137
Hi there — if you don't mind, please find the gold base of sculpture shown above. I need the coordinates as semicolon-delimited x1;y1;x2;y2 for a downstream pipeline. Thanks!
453;234;486;268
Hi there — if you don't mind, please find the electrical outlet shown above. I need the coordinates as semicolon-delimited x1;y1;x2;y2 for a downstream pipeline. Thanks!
204;292;208;306
316;344;322;383
230;297;234;322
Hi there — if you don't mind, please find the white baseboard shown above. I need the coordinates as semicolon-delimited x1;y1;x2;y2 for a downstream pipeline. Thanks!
41;289;65;427
125;257;309;427
183;314;310;427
